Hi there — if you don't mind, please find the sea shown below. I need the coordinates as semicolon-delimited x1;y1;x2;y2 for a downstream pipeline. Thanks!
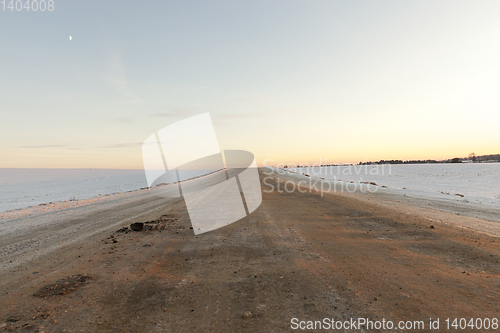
0;168;209;212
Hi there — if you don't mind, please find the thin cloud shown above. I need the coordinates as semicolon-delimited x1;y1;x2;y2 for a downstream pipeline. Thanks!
100;142;142;148
105;48;128;90
218;108;291;119
19;145;66;149
150;108;201;118
227;95;268;104
18;145;83;151
213;108;294;126
115;117;135;124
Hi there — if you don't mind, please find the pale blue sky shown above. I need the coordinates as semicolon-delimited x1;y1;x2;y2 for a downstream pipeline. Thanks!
1;0;500;168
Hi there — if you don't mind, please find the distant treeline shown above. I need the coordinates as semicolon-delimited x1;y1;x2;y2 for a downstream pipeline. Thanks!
358;154;500;165
280;154;500;168
358;159;440;165
469;154;500;161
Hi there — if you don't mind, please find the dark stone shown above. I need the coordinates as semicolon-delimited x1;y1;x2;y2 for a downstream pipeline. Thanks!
130;222;144;231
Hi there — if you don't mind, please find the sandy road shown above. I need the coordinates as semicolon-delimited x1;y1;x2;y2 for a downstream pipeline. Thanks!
1;169;499;332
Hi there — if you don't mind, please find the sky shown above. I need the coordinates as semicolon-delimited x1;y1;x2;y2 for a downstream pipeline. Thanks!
1;0;499;169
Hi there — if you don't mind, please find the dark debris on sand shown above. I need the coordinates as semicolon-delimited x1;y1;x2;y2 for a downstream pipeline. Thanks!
33;274;92;298
116;214;180;233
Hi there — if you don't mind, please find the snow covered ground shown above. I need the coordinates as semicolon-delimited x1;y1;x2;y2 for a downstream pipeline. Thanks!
291;163;500;207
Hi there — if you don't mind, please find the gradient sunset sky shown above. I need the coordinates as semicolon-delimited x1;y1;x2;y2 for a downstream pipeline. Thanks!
1;0;499;169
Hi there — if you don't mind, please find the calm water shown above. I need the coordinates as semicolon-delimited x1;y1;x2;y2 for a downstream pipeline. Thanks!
0;168;212;212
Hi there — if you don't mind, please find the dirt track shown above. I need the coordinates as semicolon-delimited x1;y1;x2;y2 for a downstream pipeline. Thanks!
1;169;499;332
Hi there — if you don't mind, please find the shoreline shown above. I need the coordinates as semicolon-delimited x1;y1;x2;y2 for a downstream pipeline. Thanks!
0;168;226;221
